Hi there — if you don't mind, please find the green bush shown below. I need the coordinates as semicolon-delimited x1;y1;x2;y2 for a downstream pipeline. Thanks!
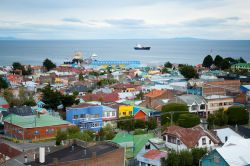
177;114;200;128
134;129;146;135
161;103;188;125
227;106;249;125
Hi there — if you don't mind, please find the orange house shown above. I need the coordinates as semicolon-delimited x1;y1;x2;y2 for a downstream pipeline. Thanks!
134;110;147;121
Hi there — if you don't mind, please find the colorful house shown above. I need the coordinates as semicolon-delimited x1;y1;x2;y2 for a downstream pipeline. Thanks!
66;103;103;132
118;105;133;118
102;105;117;127
133;106;154;121
0;97;9;109
201;136;250;166
3;114;72;141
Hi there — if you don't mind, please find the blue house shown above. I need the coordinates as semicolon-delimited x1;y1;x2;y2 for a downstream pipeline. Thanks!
66;103;103;132
201;136;250;166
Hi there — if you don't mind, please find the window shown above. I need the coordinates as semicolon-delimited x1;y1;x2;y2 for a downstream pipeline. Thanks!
106;112;110;117
123;112;126;115
225;136;228;142
34;130;40;135
200;104;205;110
209;140;211;145
80;114;86;118
94;114;100;118
129;111;132;115
168;136;177;144
214;155;220;164
177;139;180;145
112;112;115;116
202;138;206;145
163;136;166;141
145;144;150;150
73;115;78;119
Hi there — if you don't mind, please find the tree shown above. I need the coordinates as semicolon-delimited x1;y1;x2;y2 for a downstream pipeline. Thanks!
79;73;84;81
41;85;62;110
161;103;188;125
238;57;246;63
134;129;146;135
164;61;172;68
147;118;157;130
214;55;223;68
177;114;200;128
43;58;56;71
227;106;249;125
179;65;198;80
165;150;180;166
0;77;8;90
41;85;78;110
12;62;32;75
202;55;213;68
220;59;231;70
191;148;207;166
179;150;193;166
134;119;146;129
162;67;170;74
207;109;228;128
117;116;134;131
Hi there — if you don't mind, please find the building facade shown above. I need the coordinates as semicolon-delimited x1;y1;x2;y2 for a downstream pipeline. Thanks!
66;103;103;132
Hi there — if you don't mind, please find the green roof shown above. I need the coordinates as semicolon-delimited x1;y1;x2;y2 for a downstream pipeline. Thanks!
4;114;71;128
112;132;133;143
112;132;154;157
135;106;155;116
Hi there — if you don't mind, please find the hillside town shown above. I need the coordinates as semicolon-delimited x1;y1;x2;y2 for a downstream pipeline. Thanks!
0;53;250;166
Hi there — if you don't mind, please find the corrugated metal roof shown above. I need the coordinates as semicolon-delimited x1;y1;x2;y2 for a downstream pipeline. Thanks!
4;114;71;128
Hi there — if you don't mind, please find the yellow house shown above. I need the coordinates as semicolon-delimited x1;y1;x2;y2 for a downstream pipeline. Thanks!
118;105;133;118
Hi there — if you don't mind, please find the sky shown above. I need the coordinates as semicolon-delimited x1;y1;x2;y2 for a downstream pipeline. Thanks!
0;0;250;40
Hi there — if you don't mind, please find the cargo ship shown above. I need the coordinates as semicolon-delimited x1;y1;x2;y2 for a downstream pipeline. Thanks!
134;44;150;50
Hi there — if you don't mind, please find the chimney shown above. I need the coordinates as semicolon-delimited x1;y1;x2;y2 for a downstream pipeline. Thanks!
39;147;45;163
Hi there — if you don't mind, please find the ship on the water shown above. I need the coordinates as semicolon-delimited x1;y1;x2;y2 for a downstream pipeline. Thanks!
134;44;150;50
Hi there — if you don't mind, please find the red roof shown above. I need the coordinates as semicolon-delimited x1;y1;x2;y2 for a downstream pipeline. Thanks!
143;149;167;160
81;93;119;103
163;125;219;148
144;89;165;98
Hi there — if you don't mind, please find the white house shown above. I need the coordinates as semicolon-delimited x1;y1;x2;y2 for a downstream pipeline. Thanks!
136;138;167;166
213;127;243;144
176;94;207;117
162;125;220;151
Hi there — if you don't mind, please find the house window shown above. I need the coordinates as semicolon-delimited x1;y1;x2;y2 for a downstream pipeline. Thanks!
202;138;206;145
163;136;166;141
168;136;177;144
123;112;126;115
112;112;115;116
95;114;100;118
145;144;150;150
129;111;132;115
80;114;86;118
225;136;228;142
177;139;180;145
200;104;205;110
73;115;78;119
214;155;220;164
106;112;110;117
209;140;211;145
34;130;40;135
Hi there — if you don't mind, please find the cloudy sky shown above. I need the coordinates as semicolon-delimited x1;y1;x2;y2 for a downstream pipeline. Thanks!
1;0;250;39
